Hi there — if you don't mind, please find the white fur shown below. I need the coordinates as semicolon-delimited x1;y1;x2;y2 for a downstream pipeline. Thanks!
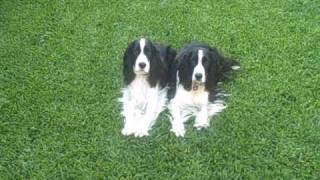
192;50;206;83
119;75;167;137
169;85;226;137
134;38;150;74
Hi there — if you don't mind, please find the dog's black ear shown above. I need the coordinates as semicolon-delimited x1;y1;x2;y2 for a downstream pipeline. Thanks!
165;46;177;65
148;43;166;87
166;47;178;99
177;51;193;91
123;42;136;86
206;50;222;91
165;46;177;84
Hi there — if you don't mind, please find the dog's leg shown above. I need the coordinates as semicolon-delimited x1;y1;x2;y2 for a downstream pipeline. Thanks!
169;99;186;137
134;87;159;137
194;105;209;130
120;90;137;136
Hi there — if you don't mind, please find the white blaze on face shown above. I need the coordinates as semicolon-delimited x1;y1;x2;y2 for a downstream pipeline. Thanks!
192;49;206;83
134;38;150;74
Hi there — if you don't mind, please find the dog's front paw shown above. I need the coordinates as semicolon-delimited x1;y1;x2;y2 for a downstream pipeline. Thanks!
171;125;186;137
194;122;209;130
194;115;209;130
121;127;135;136
134;127;149;137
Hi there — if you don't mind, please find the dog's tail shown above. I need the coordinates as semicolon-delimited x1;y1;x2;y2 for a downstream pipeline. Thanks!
221;57;240;80
223;57;240;71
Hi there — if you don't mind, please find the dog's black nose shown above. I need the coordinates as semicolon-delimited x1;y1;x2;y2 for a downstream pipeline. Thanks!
139;62;146;69
195;73;203;80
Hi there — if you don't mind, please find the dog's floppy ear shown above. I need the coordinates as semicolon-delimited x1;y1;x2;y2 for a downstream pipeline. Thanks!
177;51;193;91
206;50;222;91
123;41;136;86
148;43;166;87
165;46;177;85
166;46;177;65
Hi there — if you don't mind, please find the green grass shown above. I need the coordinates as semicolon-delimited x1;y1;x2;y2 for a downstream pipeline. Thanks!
1;0;320;179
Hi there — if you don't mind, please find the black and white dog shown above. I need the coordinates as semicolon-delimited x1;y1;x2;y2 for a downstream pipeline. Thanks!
120;38;176;137
168;43;239;137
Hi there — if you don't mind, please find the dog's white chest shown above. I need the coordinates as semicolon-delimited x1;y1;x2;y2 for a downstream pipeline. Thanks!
128;77;150;109
176;85;208;107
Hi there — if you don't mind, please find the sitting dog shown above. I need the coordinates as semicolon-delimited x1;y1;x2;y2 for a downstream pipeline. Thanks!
120;38;176;137
168;42;239;137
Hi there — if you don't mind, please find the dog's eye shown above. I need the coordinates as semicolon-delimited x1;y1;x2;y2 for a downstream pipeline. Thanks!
202;57;209;65
190;59;196;66
134;46;140;55
144;46;152;56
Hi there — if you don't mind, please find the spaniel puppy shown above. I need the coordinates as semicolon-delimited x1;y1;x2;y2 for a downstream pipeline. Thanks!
120;38;176;137
168;42;239;137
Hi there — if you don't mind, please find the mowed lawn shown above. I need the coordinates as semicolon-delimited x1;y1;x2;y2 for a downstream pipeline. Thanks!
1;0;320;179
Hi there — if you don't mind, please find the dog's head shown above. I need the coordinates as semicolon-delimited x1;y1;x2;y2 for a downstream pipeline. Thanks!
123;38;161;85
177;44;239;91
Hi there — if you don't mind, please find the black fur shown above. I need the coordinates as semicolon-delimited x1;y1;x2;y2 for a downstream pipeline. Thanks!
123;38;176;88
168;42;239;101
